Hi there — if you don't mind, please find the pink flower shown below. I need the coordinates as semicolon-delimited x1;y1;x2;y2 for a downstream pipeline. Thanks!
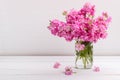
93;66;100;72
53;62;61;69
64;66;73;75
82;2;95;16
48;2;111;43
75;43;85;51
48;19;66;36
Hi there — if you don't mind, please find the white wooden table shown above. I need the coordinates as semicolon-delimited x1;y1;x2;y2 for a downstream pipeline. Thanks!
0;56;120;80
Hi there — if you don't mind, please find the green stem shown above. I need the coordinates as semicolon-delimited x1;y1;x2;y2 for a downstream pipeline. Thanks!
75;56;79;68
82;57;87;69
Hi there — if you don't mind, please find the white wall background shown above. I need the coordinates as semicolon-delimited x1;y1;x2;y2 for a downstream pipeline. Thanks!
0;0;119;56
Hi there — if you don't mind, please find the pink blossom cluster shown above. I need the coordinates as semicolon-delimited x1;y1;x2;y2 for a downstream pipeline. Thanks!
64;66;73;75
48;3;111;43
75;42;85;51
53;62;61;69
93;66;100;72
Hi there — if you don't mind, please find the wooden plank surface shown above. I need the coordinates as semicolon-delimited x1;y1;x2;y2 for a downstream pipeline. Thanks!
0;56;120;80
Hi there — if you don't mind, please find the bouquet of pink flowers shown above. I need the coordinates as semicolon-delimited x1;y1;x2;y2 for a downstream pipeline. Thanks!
48;3;111;69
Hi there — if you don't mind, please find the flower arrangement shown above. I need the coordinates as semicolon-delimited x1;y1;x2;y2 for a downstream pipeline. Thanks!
48;3;111;69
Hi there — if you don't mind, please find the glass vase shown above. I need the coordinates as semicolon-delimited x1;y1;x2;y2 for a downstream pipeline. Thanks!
75;41;93;69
